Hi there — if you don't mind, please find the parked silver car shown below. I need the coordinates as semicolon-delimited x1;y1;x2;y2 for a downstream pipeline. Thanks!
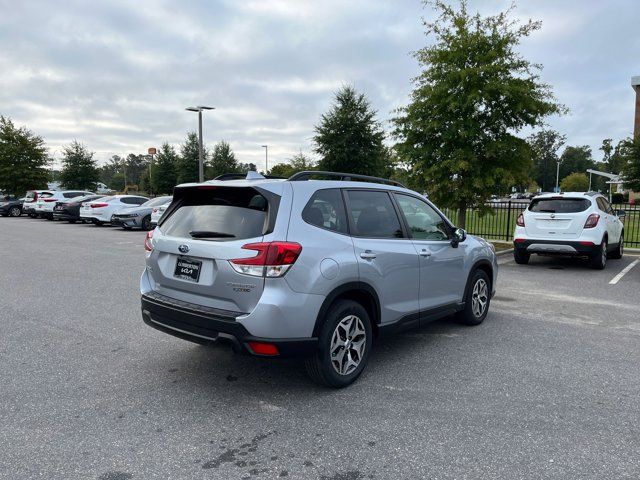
111;196;172;231
140;172;498;387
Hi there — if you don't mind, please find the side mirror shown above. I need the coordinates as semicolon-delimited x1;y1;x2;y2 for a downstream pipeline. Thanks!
616;210;626;219
451;228;467;247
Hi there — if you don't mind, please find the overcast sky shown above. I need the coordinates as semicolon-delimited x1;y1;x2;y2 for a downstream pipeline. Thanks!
1;0;639;170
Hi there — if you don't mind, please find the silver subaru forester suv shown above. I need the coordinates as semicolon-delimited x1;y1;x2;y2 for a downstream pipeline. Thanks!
140;171;498;387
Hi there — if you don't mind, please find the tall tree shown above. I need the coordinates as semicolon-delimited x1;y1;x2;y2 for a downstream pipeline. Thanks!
0;116;49;196
176;132;205;184
392;1;564;227
124;153;150;187
558;146;594;182
528;130;566;192
99;155;125;191
59;141;99;190
207;140;239;178
152;143;178;194
560;172;589;192
314;85;386;177
621;137;640;192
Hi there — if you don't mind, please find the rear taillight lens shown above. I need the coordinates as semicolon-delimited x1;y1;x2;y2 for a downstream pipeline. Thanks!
230;241;302;277
584;213;600;228
91;203;108;208
516;213;525;227
43;198;57;202
144;229;154;252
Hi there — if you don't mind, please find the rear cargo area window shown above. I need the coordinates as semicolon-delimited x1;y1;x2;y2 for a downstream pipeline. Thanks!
161;187;270;241
529;198;590;213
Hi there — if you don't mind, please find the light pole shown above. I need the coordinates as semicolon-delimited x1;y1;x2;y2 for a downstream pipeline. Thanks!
186;106;215;182
555;159;562;193
261;145;268;174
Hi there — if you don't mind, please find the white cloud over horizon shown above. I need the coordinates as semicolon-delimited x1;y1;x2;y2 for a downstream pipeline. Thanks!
1;0;639;171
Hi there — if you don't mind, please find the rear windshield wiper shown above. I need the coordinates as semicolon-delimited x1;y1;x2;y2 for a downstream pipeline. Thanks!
189;231;236;238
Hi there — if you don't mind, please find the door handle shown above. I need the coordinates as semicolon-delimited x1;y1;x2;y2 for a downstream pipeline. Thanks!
360;251;377;259
419;249;432;257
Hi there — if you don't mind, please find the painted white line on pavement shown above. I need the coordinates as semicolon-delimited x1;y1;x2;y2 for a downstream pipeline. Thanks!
609;259;640;285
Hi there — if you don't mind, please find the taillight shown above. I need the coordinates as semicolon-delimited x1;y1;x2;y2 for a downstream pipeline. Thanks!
247;342;279;356
91;203;108;208
43;198;57;202
144;229;154;252
230;241;302;277
584;213;600;228
516;213;525;227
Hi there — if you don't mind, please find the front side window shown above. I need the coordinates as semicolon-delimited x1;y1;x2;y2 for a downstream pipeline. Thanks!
394;194;450;241
346;190;403;238
302;189;348;234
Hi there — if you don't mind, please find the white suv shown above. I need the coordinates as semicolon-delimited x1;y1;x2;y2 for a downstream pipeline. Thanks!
513;192;625;269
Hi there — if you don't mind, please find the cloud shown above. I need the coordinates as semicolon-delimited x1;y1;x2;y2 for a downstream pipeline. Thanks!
0;0;638;171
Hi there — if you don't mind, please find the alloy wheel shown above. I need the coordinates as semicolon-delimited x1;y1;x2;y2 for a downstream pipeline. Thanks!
330;315;366;376
601;241;607;266
471;278;488;318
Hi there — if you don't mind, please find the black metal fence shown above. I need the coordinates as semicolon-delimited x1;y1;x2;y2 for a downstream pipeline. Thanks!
439;201;640;248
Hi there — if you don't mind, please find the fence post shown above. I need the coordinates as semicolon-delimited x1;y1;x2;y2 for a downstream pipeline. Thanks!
505;201;512;242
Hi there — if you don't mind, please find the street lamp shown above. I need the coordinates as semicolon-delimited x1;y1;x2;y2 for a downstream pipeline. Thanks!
261;145;268;174
186;105;215;182
555;158;562;193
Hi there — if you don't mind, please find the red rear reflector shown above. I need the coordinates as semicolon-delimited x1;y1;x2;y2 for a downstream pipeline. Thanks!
584;213;600;228
514;238;526;243
578;241;595;246
516;213;525;227
43;198;57;202
247;342;279;356
196;185;218;190
91;203;108;208
144;229;154;252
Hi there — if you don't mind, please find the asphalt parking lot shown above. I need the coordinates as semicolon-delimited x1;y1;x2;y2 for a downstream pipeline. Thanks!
1;217;639;480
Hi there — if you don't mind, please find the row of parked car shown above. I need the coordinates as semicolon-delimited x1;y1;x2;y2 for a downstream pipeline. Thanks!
0;189;172;230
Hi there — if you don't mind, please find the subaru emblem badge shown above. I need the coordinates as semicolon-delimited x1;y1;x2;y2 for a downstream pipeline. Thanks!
178;244;190;254
550;213;555;219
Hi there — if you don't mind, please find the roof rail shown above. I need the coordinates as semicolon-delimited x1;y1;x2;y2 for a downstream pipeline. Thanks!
287;170;405;188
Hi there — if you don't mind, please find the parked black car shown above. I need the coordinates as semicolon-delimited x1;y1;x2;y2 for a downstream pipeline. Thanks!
0;197;24;217
53;194;104;223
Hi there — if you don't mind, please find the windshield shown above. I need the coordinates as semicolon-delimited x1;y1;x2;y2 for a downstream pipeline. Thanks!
142;196;172;208
529;198;591;213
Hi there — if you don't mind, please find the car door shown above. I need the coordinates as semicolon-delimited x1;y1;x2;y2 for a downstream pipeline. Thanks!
597;198;617;244
600;197;622;243
344;189;420;328
393;193;466;314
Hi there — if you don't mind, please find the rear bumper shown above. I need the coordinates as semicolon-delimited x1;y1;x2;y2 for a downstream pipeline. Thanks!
141;292;317;358
514;239;599;255
53;210;78;221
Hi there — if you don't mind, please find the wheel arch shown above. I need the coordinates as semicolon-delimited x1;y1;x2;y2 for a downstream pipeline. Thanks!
312;282;381;338
463;259;494;301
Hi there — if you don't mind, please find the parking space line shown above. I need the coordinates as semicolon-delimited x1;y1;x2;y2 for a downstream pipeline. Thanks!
609;259;639;285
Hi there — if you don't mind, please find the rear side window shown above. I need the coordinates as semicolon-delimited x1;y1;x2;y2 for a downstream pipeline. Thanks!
161;187;271;241
41;192;54;199
302;189;348;234
346;190;404;238
529;198;590;213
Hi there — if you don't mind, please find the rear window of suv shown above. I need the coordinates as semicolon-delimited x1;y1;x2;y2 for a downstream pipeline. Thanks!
160;187;270;241
529;198;591;213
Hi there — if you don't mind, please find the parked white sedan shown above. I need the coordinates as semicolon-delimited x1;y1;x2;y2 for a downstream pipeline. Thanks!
80;195;149;225
150;197;173;227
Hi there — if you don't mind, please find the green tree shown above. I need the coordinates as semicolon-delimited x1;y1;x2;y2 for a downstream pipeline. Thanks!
0;116;49;196
560;172;589;192
99;155;125;191
392;1;563;227
528;130;566;192
314;85;386;177
559;146;594;182
621;137;640;192
207;140;239;178
269;152;316;178
124;153;150;187
151;143;178;194
59;141;99;190
177;132;205;184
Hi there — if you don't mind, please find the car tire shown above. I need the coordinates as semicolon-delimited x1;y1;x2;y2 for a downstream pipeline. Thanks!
513;249;530;265
141;215;152;231
68;220;76;224
94;220;103;226
28;212;37;218
609;233;623;260
455;269;491;326
9;206;21;217
304;299;373;388
122;225;132;230
589;239;607;270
